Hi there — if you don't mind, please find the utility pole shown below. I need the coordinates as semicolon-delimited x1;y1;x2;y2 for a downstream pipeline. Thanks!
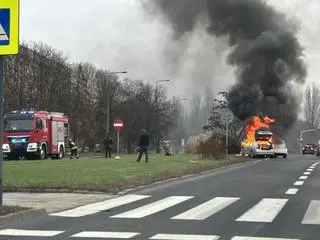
106;71;127;136
155;80;170;153
226;109;228;156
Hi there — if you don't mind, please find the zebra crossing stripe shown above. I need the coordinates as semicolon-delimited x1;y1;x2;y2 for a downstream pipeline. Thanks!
171;197;240;220
0;229;64;237
150;234;220;240
71;231;140;238
231;237;300;240
301;200;320;225
50;194;150;217
285;188;298;195
235;198;288;222
111;196;193;218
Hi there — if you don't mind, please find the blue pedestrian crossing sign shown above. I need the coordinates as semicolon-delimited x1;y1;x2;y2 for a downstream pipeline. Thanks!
0;0;19;55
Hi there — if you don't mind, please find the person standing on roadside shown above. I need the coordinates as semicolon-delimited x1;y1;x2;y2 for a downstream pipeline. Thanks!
104;134;113;158
137;129;149;162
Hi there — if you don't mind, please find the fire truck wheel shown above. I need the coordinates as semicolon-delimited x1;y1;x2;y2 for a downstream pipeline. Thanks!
58;146;64;159
39;145;47;160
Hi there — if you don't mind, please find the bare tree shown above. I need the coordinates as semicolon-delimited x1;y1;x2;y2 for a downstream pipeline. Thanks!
304;82;320;128
3;42;181;152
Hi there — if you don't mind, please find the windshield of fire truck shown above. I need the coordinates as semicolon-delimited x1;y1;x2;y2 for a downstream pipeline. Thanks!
4;119;34;132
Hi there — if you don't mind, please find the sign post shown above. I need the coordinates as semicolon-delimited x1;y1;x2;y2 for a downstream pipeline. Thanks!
0;0;20;205
113;119;124;159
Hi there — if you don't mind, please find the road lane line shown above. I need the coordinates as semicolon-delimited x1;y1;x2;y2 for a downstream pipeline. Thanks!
303;172;311;175
71;231;140;238
171;197;240;220
232;237;300;240
302;200;320;225
50;194;150;217
293;181;304;186
150;234;220;240
0;229;64;237
285;188;299;195
111;196;193;218
306;169;313;171
235;198;288;222
299;176;308;180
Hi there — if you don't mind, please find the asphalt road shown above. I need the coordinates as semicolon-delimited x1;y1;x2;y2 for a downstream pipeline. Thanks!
1;154;320;240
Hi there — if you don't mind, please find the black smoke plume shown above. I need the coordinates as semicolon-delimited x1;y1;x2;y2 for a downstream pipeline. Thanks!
142;0;307;131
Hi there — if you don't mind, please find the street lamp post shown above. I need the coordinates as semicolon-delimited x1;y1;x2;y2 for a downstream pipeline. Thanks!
155;80;170;153
106;71;127;136
299;128;319;153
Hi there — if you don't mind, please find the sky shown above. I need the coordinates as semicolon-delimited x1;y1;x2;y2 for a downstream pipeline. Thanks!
20;0;320;112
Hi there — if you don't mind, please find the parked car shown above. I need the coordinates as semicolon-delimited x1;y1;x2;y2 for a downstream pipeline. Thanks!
316;141;320;157
273;138;288;158
302;144;317;154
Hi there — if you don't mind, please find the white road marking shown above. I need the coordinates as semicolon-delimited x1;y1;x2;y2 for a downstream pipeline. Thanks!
236;198;288;222
303;172;311;175
299;176;308;180
231;237;300;240
71;231;140;238
293;181;304;186
309;166;315;169
285;188;299;195
0;229;64;237
171;197;240;220
306;169;313;171
150;234;220;240
111;196;193;218
302;200;320;225
50;194;150;217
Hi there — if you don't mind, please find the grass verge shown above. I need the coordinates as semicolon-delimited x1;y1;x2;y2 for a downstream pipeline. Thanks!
0;206;30;216
4;154;249;193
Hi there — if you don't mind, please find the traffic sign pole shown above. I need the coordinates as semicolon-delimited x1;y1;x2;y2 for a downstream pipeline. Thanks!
0;0;20;205
113;119;124;159
0;57;3;205
117;131;120;157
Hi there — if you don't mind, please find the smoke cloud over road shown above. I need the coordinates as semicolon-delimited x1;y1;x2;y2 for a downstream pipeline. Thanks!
142;0;307;130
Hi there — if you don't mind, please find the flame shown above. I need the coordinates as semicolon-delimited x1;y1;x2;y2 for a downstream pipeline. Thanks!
242;115;275;147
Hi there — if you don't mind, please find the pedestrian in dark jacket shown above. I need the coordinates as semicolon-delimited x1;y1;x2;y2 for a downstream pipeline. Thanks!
137;129;149;162
68;138;79;159
103;134;113;158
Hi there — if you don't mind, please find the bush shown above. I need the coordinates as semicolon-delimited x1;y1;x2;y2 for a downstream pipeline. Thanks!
187;132;224;159
197;135;224;159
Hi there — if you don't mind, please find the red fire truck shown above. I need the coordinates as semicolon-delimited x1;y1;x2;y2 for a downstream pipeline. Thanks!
3;110;70;160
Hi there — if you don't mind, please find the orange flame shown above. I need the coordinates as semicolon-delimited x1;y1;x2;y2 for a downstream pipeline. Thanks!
242;115;275;147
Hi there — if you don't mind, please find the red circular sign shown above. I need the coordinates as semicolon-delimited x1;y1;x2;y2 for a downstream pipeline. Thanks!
113;119;124;132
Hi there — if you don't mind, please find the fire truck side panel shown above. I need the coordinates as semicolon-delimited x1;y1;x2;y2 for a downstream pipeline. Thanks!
50;120;65;154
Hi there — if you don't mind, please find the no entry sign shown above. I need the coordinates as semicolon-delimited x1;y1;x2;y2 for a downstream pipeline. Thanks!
113;119;124;132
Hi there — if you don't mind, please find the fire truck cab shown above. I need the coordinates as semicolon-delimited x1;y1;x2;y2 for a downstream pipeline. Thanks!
3;110;70;160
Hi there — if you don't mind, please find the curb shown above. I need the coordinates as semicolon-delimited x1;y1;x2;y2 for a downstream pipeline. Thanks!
117;159;254;195
0;208;46;225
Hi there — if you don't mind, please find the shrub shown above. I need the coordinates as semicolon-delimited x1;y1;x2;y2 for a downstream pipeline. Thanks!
196;135;224;159
186;132;224;159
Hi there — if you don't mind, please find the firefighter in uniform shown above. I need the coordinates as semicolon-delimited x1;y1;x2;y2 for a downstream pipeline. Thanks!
68;138;79;159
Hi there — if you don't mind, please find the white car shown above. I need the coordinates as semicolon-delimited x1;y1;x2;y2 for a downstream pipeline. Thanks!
242;130;275;158
273;139;288;158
